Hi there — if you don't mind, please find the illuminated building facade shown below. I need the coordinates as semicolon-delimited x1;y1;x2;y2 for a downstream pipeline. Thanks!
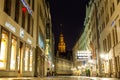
0;0;36;77
72;2;97;74
96;0;120;78
58;33;66;53
55;57;73;76
45;6;55;76
73;0;120;78
34;0;54;77
0;0;53;77
55;26;72;75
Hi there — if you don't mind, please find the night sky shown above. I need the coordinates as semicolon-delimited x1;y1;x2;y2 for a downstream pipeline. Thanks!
48;0;90;52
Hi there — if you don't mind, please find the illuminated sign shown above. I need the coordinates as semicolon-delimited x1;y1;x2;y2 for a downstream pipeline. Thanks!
77;53;89;61
77;51;91;61
5;22;16;32
21;0;32;15
20;29;24;38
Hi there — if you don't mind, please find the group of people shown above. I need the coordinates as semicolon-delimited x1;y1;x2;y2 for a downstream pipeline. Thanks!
47;68;54;76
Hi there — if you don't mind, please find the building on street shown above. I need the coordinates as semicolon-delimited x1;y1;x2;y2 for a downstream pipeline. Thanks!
55;27;73;76
0;0;54;77
73;0;120;78
0;0;36;77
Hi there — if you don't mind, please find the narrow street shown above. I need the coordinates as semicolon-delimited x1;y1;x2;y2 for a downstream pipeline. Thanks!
0;76;119;80
0;0;120;79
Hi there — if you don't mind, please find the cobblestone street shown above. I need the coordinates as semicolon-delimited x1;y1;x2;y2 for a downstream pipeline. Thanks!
0;76;119;80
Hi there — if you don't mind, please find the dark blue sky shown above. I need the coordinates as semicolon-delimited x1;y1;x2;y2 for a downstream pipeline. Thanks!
48;0;90;51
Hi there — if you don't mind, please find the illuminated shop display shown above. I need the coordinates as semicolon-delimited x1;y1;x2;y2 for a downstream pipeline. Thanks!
25;47;33;71
29;49;33;71
25;46;29;71
17;48;20;72
0;30;8;70
10;37;17;70
24;46;33;71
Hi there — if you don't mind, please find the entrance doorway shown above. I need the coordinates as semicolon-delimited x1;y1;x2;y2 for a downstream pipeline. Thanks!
18;42;23;75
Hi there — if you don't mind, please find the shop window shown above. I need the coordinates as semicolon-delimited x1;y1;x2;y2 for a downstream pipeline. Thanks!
10;36;17;70
24;46;29;71
29;49;33;71
18;42;23;73
0;30;8;70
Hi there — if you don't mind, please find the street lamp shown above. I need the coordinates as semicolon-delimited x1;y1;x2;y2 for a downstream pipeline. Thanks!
100;53;109;61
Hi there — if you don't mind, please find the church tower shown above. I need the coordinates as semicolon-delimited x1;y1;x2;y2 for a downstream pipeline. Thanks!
58;24;66;53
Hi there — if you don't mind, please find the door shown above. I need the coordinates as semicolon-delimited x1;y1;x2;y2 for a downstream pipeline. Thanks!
18;42;23;75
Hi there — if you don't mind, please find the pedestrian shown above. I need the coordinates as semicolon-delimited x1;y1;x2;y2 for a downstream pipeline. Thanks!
86;69;88;76
88;69;90;77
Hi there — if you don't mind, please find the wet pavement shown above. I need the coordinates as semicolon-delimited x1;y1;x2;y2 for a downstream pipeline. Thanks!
0;76;119;80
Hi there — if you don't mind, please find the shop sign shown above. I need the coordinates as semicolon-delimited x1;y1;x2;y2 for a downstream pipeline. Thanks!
77;55;88;60
5;22;16;32
27;38;32;44
77;53;89;59
21;0;32;15
20;29;24;38
77;51;91;61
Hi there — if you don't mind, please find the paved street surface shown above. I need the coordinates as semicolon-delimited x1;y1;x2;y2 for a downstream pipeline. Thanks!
0;76;119;80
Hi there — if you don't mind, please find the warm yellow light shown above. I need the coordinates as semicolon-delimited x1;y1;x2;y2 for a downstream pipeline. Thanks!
0;62;5;69
10;38;17;70
29;50;32;71
25;47;29;71
100;53;109;61
0;33;8;70
10;60;15;70
100;54;105;59
88;60;94;63
104;54;109;60
2;34;5;39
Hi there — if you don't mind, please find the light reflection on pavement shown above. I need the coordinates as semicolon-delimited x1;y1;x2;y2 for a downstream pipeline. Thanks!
0;76;119;80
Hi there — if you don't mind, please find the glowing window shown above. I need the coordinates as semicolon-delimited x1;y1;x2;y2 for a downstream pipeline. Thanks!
29;49;32;71
24;46;29;71
10;36;17;70
0;30;8;70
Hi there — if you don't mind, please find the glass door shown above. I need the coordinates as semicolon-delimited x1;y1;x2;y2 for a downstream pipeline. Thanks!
18;42;23;74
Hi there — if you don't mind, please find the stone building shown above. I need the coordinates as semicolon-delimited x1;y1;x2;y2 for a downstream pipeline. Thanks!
0;0;53;77
73;0;120;78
